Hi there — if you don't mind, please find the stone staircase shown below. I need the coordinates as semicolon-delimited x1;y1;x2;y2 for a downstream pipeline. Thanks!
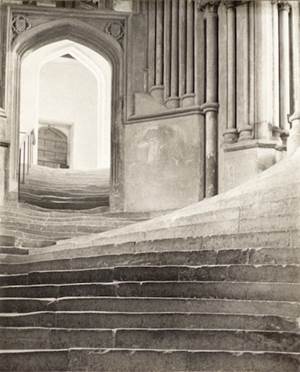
19;166;110;209
0;150;299;371
0;242;299;371
0;202;154;250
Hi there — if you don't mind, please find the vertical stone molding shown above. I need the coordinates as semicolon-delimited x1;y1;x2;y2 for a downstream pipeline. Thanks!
178;0;187;100
236;1;252;140
151;0;164;103
147;0;156;90
183;0;195;107
163;0;171;100
278;1;291;132
272;0;280;129
166;0;180;108
289;1;300;154
194;1;205;106
0;109;7;142
223;1;238;143
254;0;274;140
0;108;8;205
199;0;219;197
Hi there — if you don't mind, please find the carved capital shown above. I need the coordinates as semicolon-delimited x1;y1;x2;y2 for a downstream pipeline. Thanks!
197;0;220;13
223;0;237;9
232;0;252;7
278;1;291;12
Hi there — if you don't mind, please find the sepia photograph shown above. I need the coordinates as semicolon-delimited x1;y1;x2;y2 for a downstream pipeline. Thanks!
0;0;299;370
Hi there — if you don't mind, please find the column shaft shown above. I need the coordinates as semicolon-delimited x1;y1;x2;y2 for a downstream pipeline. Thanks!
155;0;164;86
288;1;300;154
186;0;194;94
254;0;274;139
147;1;156;89
163;0;171;99
236;3;251;138
151;0;164;102
272;1;280;128
178;0;186;98
194;2;205;106
224;3;237;143
206;12;218;102
279;2;290;131
205;109;218;197
167;0;180;108
171;0;179;96
203;5;219;198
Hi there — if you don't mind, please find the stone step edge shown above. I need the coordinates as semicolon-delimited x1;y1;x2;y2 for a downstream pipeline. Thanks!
2;243;300;266
2;263;299;275
1;310;297;317
1;280;299;289
1;263;299;282
0;347;299;356
1;296;299;304
0;327;299;336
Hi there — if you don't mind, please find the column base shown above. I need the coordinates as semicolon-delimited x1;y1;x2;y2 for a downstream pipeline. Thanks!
181;93;195;107
238;126;253;141
166;96;180;109
223;128;238;144
221;141;280;193
150;85;164;104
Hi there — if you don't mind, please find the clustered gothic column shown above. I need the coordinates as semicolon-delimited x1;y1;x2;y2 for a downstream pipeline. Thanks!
147;0;197;108
200;1;219;197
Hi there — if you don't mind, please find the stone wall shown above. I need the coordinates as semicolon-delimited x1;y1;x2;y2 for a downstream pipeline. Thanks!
124;114;204;212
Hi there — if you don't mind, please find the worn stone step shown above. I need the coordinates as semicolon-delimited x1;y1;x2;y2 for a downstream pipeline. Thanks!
0;247;28;255
0;327;299;352
0;311;297;331
2;297;299;318
0;264;299;286
0;348;299;371
2;247;300;274
0;281;299;301
19;196;109;210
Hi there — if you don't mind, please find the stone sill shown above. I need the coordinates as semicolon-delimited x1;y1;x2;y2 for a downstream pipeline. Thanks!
126;106;203;124
223;139;283;153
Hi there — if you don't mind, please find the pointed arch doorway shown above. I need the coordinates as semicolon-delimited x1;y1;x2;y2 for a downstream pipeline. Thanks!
8;19;125;211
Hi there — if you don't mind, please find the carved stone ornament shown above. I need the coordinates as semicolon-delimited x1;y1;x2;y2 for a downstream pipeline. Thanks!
197;0;221;11
12;15;31;40
278;1;291;12
105;21;124;42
